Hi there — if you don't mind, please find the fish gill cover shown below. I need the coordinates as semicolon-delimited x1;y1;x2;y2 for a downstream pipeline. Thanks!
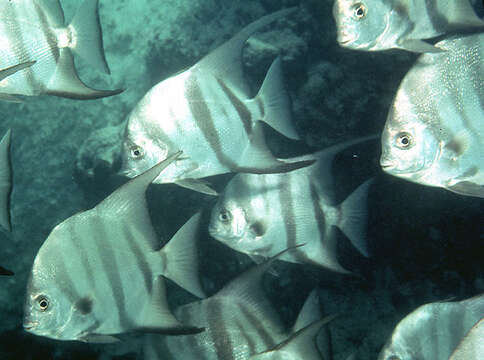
0;0;482;359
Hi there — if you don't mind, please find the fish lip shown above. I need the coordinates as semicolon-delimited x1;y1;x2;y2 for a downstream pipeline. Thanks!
23;321;38;331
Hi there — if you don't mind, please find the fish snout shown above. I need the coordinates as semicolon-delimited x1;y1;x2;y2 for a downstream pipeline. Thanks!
380;157;396;171
22;320;38;332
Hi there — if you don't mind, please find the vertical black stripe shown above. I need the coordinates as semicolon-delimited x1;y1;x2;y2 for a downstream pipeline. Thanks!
124;225;153;293
185;73;239;170
239;304;276;349
91;216;131;330
207;299;236;360
216;78;252;135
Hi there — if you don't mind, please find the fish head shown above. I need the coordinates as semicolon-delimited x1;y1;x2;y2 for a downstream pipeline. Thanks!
209;193;270;253
380;109;441;183
333;0;393;50
23;229;97;341
120;116;182;182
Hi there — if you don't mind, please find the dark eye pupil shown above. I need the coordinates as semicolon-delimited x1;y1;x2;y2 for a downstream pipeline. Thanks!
39;299;48;310
401;137;409;145
133;149;140;156
357;7;363;15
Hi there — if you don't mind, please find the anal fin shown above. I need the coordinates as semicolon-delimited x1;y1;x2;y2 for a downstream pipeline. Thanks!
46;49;123;100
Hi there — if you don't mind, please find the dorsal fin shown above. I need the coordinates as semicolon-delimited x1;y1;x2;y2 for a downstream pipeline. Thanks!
96;152;181;248
0;61;36;82
46;49;123;100
0;129;12;232
197;7;297;94
251;315;337;359
311;135;378;204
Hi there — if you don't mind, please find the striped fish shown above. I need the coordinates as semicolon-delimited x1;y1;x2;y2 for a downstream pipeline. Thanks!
0;0;123;101
378;293;484;360
144;250;331;360
333;0;484;52
120;8;313;196
209;137;375;273
380;33;484;198
23;152;205;343
449;316;484;360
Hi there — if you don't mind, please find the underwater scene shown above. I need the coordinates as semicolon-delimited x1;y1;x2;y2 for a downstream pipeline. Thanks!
0;0;483;359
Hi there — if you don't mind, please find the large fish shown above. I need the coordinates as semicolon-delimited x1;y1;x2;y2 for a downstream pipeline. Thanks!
380;33;484;198
120;8;313;196
209;137;374;273
378;293;484;360
333;0;484;53
0;0;123;101
144;249;331;360
23;153;205;343
449;316;484;360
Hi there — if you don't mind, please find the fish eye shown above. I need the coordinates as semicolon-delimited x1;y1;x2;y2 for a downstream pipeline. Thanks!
219;209;232;223
395;132;413;149
353;3;367;19
129;145;144;159
387;356;401;360
37;296;49;312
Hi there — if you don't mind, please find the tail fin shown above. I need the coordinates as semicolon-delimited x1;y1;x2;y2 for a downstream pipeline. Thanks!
159;212;205;298
337;179;373;257
69;0;111;74
0;130;12;232
256;57;299;140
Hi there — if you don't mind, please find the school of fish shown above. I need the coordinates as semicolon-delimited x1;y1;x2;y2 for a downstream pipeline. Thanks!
0;0;479;359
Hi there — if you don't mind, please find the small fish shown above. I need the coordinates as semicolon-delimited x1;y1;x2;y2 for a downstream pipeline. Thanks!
23;153;205;343
378;293;484;360
449;316;484;360
333;0;484;52
0;130;12;232
120;8;313;196
209;137;375;273
144;249;330;360
380;33;484;198
0;0;123;101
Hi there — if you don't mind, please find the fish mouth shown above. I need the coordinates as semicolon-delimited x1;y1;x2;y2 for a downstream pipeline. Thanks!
380;158;395;171
23;321;38;331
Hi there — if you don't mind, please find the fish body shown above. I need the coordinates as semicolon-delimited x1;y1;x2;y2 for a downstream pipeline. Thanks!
209;138;374;273
380;33;484;198
0;0;122;100
144;251;328;360
378;294;484;360
449;316;484;360
121;8;312;196
23;153;205;342
333;0;484;52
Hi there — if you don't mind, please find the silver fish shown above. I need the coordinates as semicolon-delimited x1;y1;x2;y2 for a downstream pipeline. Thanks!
209;137;374;273
333;0;484;52
0;129;12;232
378;293;484;360
23;152;205;343
0;0;122;101
380;33;484;198
120;8;313;196
144;249;330;360
449;316;484;360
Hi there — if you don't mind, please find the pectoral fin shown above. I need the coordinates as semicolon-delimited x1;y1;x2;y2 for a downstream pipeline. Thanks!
175;179;218;196
399;39;444;53
447;181;484;198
